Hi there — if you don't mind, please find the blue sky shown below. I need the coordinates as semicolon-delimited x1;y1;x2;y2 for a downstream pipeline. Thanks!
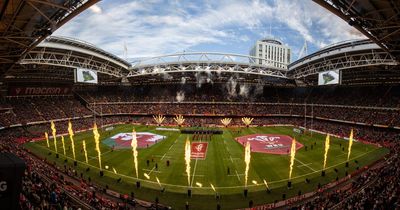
55;0;365;62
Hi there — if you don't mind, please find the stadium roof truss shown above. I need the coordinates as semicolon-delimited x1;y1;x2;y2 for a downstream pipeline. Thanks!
18;36;130;77
128;52;288;79
313;0;400;61
0;0;99;79
288;39;399;79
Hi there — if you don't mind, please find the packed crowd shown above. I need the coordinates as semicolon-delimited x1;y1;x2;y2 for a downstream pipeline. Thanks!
0;84;399;209
0;115;398;209
0;96;92;127
0;127;154;210
78;84;400;107
0;85;399;128
85;103;400;127
288;143;399;210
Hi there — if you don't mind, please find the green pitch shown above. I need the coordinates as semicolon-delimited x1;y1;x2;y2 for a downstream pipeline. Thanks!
25;124;389;210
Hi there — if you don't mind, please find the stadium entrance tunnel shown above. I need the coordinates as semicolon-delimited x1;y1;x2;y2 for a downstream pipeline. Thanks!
235;134;303;155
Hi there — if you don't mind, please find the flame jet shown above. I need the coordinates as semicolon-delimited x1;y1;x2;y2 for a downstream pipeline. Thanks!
347;129;354;161
288;138;297;180
68;121;76;160
45;132;50;148
131;129;139;178
184;137;191;186
323;134;330;169
50;121;57;153
61;136;66;155
93;123;102;170
244;141;251;188
83;140;88;163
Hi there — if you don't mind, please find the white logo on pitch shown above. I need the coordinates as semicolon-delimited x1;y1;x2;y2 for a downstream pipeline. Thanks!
248;136;280;142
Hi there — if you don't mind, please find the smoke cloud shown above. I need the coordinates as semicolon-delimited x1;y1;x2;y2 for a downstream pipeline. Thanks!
176;91;185;102
239;84;250;98
226;76;237;98
181;77;186;84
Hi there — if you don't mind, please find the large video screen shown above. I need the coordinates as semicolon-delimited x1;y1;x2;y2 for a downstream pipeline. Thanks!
75;68;98;84
318;70;340;85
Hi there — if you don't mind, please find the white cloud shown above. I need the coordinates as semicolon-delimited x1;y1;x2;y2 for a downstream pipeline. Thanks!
55;0;365;59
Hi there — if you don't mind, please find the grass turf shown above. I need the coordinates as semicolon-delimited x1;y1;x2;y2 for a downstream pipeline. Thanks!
24;124;389;210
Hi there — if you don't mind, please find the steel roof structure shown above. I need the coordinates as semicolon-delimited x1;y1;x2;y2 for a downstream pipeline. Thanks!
313;0;400;60
128;52;288;78
18;36;130;77
288;39;398;79
1;0;399;86
0;0;99;80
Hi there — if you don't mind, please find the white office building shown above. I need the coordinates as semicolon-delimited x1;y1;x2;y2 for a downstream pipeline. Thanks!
249;38;291;69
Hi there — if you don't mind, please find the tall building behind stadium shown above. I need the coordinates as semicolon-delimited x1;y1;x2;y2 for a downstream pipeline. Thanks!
249;38;291;69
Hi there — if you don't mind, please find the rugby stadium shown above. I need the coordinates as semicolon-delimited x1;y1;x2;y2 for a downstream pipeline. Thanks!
0;1;399;210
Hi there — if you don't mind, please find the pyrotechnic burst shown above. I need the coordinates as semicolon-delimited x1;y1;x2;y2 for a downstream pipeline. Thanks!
241;117;254;127
131;129;139;178
153;115;165;125
174;115;185;126
323;134;331;169
93;123;102;170
184;137;191;186
347;129;354;161
176;91;185;102
68;121;76;160
288;138;297;180
50;121;57;153
221;118;232;127
244;141;251;188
